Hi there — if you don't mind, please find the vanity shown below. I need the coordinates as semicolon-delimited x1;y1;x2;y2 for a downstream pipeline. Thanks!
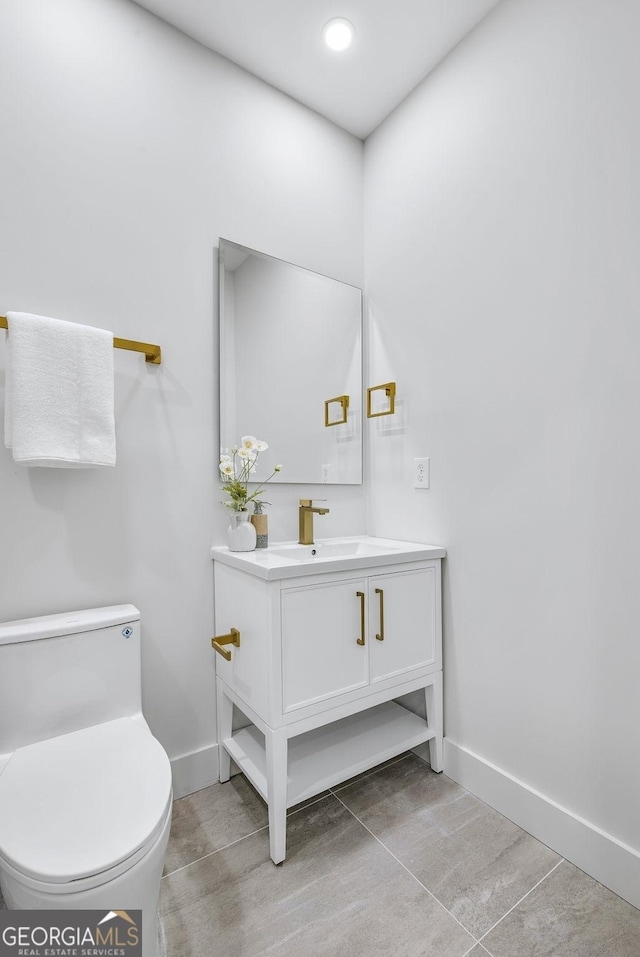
210;536;445;864
215;240;443;863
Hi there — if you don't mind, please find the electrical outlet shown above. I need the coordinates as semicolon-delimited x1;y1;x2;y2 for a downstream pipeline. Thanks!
413;457;430;490
321;464;331;484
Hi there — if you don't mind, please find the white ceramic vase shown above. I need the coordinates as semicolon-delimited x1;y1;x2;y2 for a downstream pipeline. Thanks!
227;511;257;552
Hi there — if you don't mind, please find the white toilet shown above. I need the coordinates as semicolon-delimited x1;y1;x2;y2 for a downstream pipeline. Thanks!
0;605;173;957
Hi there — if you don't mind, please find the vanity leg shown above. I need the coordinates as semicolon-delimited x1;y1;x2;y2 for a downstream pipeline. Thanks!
265;728;288;865
425;672;443;773
216;678;233;784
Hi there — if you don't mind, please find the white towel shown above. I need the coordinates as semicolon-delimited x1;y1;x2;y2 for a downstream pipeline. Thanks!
4;312;116;468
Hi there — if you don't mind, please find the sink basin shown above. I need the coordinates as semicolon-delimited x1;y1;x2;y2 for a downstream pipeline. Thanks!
211;536;446;581
269;541;397;561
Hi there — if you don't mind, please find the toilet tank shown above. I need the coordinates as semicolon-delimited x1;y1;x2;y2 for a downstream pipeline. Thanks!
0;605;143;755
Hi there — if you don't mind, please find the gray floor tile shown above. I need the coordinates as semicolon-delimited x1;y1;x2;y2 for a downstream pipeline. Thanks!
161;793;476;957
329;751;413;792
163;775;268;876
335;753;561;938
481;860;640;957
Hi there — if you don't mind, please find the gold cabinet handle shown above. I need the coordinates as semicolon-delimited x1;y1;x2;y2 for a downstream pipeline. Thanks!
356;591;366;646
211;627;241;661
375;588;384;641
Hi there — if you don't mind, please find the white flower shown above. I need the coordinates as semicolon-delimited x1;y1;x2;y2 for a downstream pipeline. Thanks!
219;434;283;513
274;464;283;471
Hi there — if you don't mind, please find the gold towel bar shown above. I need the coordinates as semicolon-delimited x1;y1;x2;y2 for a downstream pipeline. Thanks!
0;316;162;365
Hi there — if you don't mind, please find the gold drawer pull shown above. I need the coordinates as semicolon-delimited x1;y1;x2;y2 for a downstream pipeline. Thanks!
356;591;366;646
375;588;384;641
211;627;241;661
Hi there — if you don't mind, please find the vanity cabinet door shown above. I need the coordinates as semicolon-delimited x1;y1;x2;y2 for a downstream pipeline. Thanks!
368;567;439;684
281;578;369;712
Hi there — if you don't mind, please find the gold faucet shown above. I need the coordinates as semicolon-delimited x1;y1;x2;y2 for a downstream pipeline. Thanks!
298;499;330;545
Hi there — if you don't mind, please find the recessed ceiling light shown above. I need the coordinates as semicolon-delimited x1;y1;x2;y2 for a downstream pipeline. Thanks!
322;18;355;52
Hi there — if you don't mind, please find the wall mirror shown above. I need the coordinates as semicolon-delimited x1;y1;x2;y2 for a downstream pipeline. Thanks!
219;239;363;485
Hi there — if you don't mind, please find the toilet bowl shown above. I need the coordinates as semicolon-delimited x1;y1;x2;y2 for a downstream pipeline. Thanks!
0;606;173;957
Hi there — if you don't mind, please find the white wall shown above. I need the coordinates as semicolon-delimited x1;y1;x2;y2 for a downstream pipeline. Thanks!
0;0;364;793
365;0;640;904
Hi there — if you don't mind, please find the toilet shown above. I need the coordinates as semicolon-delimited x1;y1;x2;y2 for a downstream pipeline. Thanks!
0;605;173;957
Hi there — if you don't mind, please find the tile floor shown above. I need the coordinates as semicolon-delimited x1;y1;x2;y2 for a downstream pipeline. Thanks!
160;753;640;957
1;753;638;956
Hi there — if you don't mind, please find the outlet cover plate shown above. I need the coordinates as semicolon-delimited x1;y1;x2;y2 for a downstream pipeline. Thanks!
414;457;430;490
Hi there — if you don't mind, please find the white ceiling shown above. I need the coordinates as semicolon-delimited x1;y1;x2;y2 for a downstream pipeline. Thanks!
131;0;501;139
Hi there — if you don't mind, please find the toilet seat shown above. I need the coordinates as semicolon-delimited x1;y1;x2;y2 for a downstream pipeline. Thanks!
0;717;172;886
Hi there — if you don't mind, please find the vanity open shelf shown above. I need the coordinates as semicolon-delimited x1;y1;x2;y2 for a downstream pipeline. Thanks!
211;536;445;864
224;700;436;808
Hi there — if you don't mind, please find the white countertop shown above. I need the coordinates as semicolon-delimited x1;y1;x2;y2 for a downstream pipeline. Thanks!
210;536;446;581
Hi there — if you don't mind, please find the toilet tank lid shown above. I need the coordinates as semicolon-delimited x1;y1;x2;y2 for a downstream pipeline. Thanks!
0;604;140;645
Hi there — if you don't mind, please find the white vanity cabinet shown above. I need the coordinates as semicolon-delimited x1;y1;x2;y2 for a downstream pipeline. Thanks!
211;538;445;864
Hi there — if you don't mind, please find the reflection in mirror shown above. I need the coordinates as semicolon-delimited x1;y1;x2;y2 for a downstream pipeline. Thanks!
325;395;349;427
219;240;363;485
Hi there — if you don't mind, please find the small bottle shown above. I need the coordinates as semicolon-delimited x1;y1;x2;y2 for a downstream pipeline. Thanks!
251;502;268;549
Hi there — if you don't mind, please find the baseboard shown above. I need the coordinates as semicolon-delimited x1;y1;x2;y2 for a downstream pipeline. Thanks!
444;738;640;910
170;743;219;800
